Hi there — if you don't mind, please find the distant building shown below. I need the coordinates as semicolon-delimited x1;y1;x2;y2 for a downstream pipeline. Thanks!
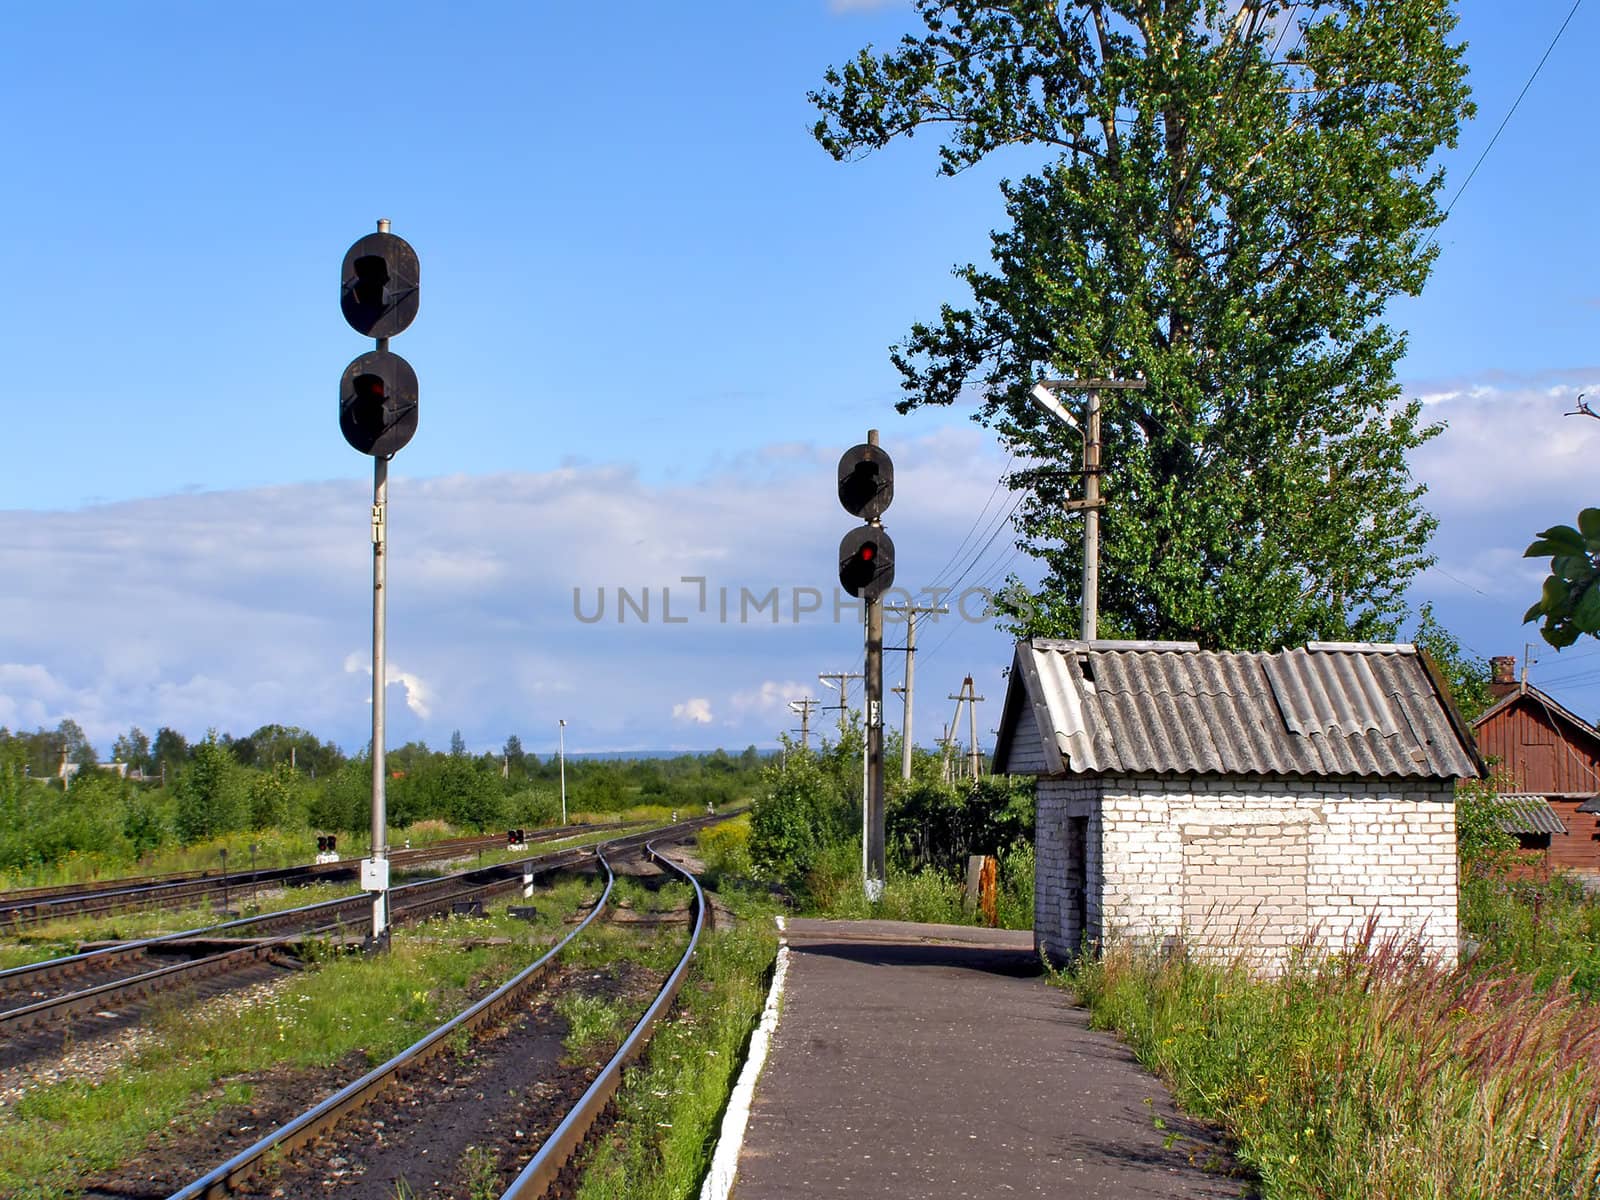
1470;656;1600;876
993;640;1482;970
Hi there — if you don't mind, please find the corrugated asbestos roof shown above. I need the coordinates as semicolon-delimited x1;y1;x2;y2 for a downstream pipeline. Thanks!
1491;794;1567;837
1003;638;1481;780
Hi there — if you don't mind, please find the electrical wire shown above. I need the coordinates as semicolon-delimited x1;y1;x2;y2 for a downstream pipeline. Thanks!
1420;0;1585;256
924;452;1015;592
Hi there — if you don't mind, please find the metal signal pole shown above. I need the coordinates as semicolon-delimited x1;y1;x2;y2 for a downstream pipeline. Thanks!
367;218;393;946
863;436;886;897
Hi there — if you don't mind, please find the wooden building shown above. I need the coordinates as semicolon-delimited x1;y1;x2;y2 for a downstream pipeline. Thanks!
1471;656;1600;876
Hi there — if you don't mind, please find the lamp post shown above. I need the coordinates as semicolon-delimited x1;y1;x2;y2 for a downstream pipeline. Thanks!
1029;378;1145;640
558;719;567;825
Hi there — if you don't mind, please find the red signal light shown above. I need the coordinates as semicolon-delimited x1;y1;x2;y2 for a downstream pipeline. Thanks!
861;546;874;561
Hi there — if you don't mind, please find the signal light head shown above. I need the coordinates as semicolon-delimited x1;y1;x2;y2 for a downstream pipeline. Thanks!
340;231;420;339
340;350;419;456
837;444;895;519
839;526;895;599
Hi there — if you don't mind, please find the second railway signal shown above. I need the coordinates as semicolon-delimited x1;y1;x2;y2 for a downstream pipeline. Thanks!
837;433;895;902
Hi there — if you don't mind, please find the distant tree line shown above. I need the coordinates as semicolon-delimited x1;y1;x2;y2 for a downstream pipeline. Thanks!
0;722;768;874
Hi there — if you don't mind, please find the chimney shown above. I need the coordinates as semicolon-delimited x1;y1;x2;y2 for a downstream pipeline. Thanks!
1489;655;1518;699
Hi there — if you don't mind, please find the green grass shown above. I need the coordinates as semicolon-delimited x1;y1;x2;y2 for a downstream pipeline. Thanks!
571;916;780;1200
0;877;602;1200
555;993;623;1054
1064;932;1600;1199
1461;868;1600;998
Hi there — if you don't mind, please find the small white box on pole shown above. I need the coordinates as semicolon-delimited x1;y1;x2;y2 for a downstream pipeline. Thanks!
361;858;390;892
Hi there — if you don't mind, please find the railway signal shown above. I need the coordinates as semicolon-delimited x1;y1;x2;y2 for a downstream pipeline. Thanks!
836;433;895;901
339;219;422;949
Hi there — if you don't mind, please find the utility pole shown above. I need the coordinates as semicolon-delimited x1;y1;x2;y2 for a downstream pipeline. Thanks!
1030;378;1146;640
944;677;988;780
885;603;948;780
965;675;987;780
817;671;864;735
788;697;819;750
945;688;967;781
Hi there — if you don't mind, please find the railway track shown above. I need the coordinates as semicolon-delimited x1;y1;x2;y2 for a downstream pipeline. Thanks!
164;830;710;1200
0;822;628;930
0;813;727;1041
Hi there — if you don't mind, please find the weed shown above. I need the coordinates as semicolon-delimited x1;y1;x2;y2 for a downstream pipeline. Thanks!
556;992;622;1054
459;1144;500;1200
570;923;778;1200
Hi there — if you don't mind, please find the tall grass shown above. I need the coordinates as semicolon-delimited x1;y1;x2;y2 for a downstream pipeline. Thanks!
1067;929;1600;1199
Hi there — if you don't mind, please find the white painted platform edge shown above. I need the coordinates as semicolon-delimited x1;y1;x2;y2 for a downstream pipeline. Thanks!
698;914;791;1200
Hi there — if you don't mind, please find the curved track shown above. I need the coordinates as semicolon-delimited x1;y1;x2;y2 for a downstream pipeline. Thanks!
165;831;709;1200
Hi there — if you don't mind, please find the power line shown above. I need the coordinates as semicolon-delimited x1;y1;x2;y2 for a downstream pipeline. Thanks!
1422;0;1584;253
925;453;1015;592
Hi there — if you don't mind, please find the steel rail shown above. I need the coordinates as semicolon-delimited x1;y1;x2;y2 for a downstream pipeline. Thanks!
0;821;626;929
1;814;732;1035
0;845;601;1032
500;838;707;1199
0;827;623;994
165;848;622;1200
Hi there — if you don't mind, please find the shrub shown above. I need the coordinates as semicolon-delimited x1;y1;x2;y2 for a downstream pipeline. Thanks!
173;732;248;843
748;750;853;890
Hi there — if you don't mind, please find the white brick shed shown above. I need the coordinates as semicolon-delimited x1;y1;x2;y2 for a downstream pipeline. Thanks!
991;639;1484;970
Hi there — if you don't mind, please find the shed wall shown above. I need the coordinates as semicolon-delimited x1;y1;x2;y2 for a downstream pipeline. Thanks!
1035;774;1459;969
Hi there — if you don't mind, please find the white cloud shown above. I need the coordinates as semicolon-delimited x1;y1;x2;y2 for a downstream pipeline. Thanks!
672;698;714;724
0;427;1022;753
730;680;810;716
342;653;436;720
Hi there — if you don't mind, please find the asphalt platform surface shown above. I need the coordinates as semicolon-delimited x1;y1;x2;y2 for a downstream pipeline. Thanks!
730;918;1246;1200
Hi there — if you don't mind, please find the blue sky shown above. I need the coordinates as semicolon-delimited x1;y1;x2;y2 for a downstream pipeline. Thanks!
2;1;1598;757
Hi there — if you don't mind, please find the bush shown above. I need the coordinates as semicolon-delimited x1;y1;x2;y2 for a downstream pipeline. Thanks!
697;817;753;887
173;733;248;843
747;750;854;891
506;787;561;828
1068;935;1600;1197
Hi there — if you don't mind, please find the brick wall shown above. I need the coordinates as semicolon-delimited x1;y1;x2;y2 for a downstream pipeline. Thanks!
1034;774;1459;970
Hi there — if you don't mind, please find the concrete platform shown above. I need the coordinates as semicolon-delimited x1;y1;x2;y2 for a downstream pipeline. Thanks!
730;919;1244;1200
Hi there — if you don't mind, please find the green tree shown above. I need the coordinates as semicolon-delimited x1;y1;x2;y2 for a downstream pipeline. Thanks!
111;726;152;772
152;727;190;783
449;729;467;758
1523;508;1600;649
812;0;1471;648
248;762;303;830
1411;602;1491;723
437;756;503;831
174;731;247;843
58;718;95;769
